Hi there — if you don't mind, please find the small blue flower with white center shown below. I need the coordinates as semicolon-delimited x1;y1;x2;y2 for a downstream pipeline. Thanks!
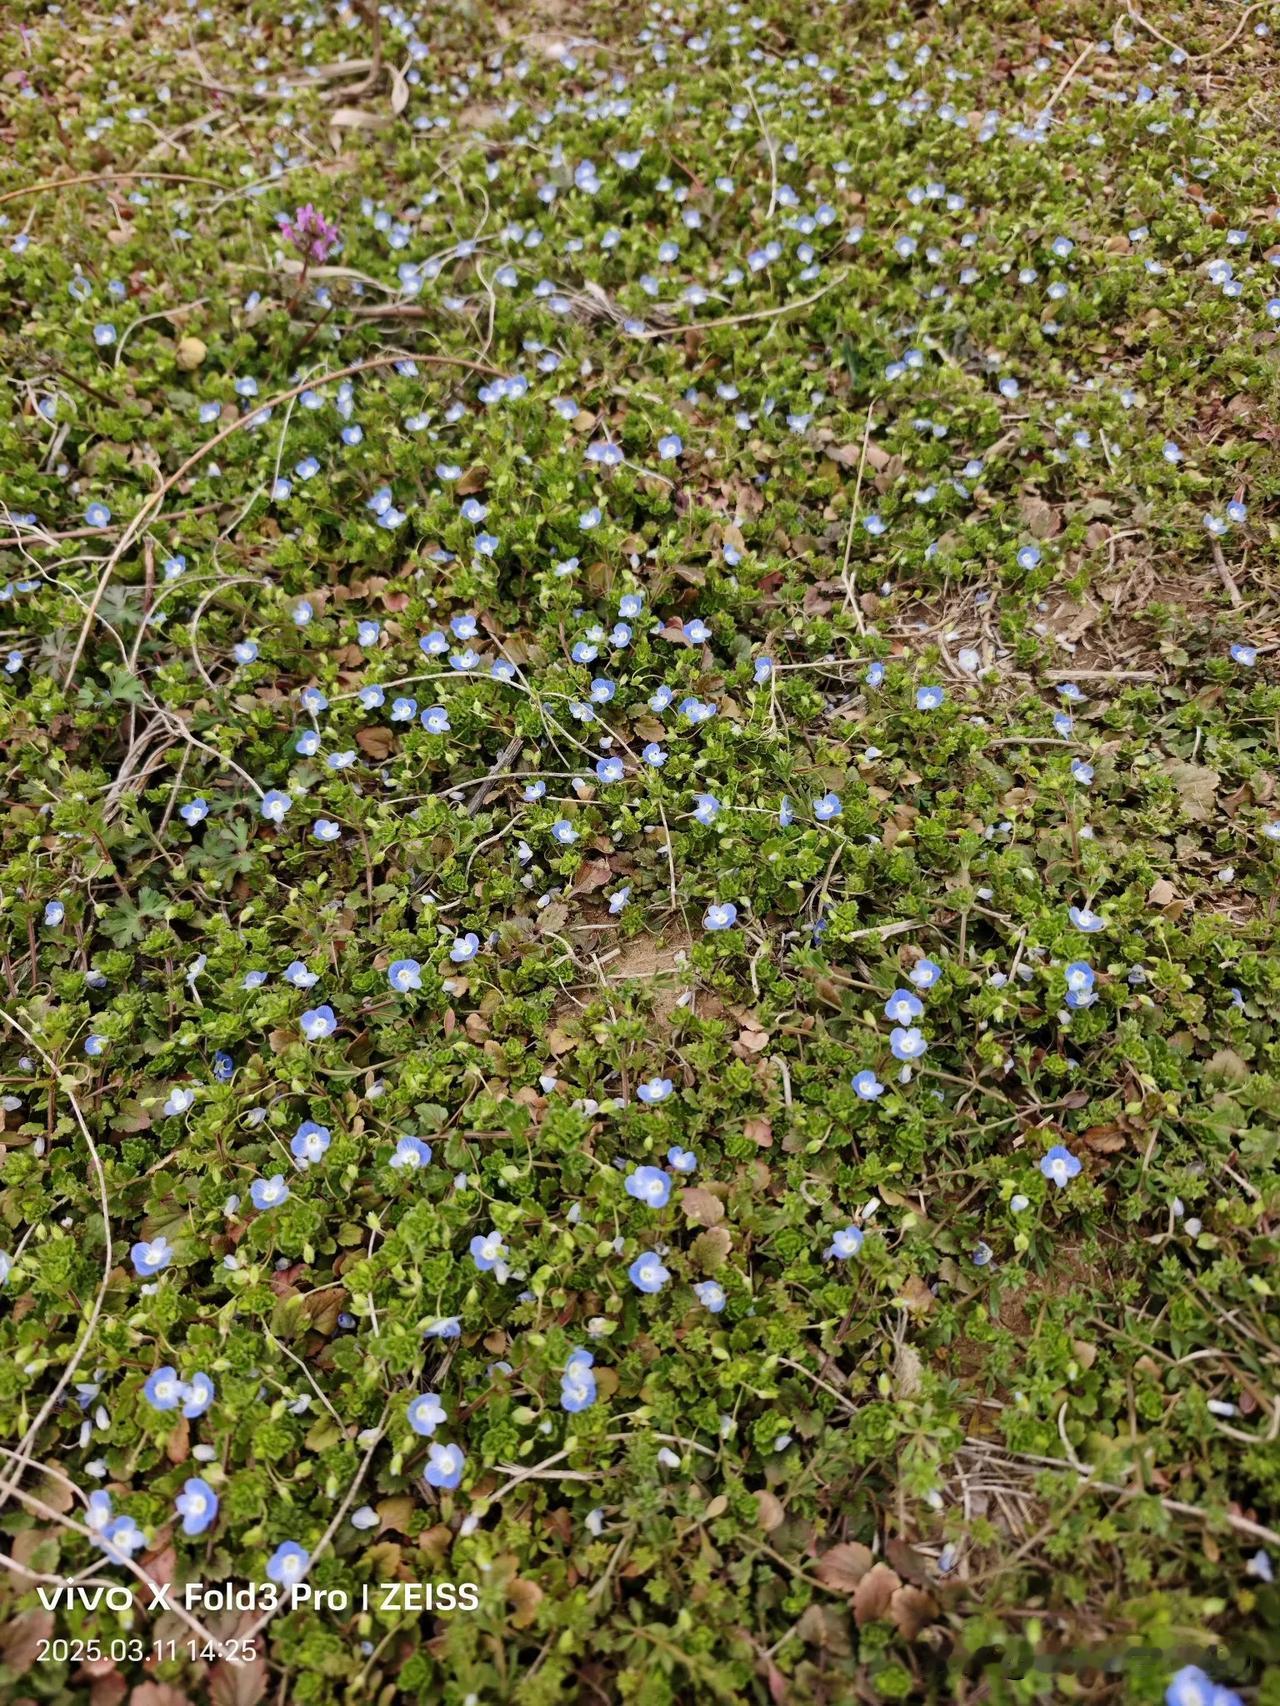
290;1121;331;1166
560;1350;597;1412
407;1392;447;1436
179;798;209;826
685;618;710;644
524;780;547;802
261;790;292;824
890;1026;928;1061
694;1280;726;1313
1053;712;1074;738
176;1478;218;1538
668;1146;697;1174
162;1086;195;1118
649;684;673;713
866;662;885;688
213;1053;235;1083
1016;544;1041;571
596;756;625;783
704;902;737;931
85;502;112;528
44;900;65;926
424;1442;466;1489
884;988;923;1024
266;1542;309;1586
680;696;716;724
424;1316;461;1340
629;1251;670;1294
293;601;313;627
916;685;945;711
450;932;480;963
626;1165;671;1208
390;1135;432;1170
470;1229;506;1272
420;705;450;735
131;1236;172;1277
1064;961;1095;1008
183;1372;214;1418
284;961;318;988
85;1033;108;1057
420;630;449;658
389;959;422;993
754;657;773;685
357;685;384;711
826;1225;864;1260
1165;1667;1241;1706
251;1175;290;1210
589;677;616;705
144;1367;184;1412
325;751;355;771
814;791;842;822
1230;643;1257;667
300;685;327;714
779;797;794;827
391;697;417;722
93;323;117;346
1071;759;1094;786
358;620;381;646
312;819;341;843
693;793;720;825
609;886;631;915
1040;1144;1082;1189
619;593;644;620
1069;905;1106;933
101;1516;147;1562
642;742;668;767
243;970;268;990
295;730;320;757
300;1005;337;1042
552;819;578;845
831;1068;881;1130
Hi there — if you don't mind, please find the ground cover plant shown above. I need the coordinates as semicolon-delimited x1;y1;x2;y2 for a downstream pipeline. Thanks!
1;0;1278;1700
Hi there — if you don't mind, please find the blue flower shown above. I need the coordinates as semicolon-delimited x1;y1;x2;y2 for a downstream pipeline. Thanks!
560;1349;598;1412
1071;758;1094;786
424;1442;466;1489
250;1174;290;1210
179;798;209;826
694;1280;726;1312
642;742;668;767
163;1086;195;1118
261;790;292;824
1165;1667;1241;1706
590;677;616;704
420;705;451;734
391;696;418;722
779;797;794;827
102;1516;147;1561
909;958;942;989
692;793;720;825
143;1366;184;1412
131;1236;172;1277
667;1146;697;1173
1040;1144;1082;1189
629;1251;670;1293
596;756;625;783
889;1026;928;1061
388;958;422;993
312;818;341;843
266;1541;310;1586
657;433;683;459
825;1226;864;1259
625;1165;671;1208
450;932;480;963
175;1477;218;1538
284;960;318;988
390;1134;432;1170
295;730;319;756
814;791;842;822
754;657;773;684
1064;961;1095;1008
1230;643;1257;667
552;819;579;845
300;1004;337;1041
884;988;924;1024
916;685;945;711
183;1372;215;1418
1069;905;1106;934
649;684;673;712
85;1033;108;1058
407;1392;447;1436
703;902;737;931
852;1069;885;1101
637;1076;673;1105
233;640;259;666
290;1121;331;1165
424;1316;461;1340
470;1229;507;1272
44;899;65;926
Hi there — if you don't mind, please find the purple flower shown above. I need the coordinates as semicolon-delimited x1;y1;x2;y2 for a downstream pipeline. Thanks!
279;203;340;265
